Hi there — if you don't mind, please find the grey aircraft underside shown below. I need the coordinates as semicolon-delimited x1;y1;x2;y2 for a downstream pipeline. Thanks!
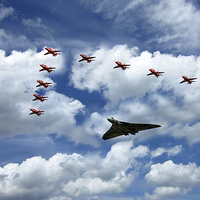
102;117;161;140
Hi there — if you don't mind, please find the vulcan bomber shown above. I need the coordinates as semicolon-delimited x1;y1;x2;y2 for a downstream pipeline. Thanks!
102;117;161;140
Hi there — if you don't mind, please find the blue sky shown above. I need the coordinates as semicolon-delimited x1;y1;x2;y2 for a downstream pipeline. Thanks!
1;0;200;199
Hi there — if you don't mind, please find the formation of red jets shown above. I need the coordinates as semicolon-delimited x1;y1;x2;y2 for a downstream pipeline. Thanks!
30;49;197;116
29;47;61;116
79;54;197;84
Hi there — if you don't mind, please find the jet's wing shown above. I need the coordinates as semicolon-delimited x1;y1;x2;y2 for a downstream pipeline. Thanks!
44;52;50;55
120;122;161;132
102;125;123;140
79;59;84;62
180;80;186;84
147;73;153;76
88;56;96;59
102;122;161;140
189;78;197;80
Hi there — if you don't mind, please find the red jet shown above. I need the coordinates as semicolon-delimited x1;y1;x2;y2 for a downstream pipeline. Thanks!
147;68;164;77
44;47;61;57
114;61;130;70
39;64;56;73
32;94;48;102
29;108;44;116
36;80;52;88
79;54;96;63
180;76;197;84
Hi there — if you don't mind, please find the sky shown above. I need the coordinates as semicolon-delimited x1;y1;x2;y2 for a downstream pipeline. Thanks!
1;0;200;199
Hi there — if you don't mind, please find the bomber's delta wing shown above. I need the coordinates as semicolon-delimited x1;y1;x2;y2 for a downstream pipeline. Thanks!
102;126;123;140
120;121;161;132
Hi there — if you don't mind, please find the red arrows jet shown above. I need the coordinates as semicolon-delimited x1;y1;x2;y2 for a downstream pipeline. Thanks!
39;64;56;73
29;108;44;116
79;54;96;63
32;94;48;102
36;80;52;88
180;76;197;84
147;68;164;77
44;47;61;57
114;61;130;70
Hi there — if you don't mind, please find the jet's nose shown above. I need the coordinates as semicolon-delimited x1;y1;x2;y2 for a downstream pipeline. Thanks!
107;117;114;123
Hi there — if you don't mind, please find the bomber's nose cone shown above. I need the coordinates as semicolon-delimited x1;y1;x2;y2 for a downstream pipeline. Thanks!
107;117;114;123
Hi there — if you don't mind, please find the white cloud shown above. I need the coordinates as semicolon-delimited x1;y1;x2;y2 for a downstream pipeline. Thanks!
168;123;200;146
0;22;55;52
151;145;183;158
23;18;44;28
86;196;99;200
0;29;34;51
49;197;72;200
0;141;149;199
81;0;145;20
22;17;54;40
144;160;200;199
144;187;188;200
79;112;110;139
0;6;14;21
148;0;200;48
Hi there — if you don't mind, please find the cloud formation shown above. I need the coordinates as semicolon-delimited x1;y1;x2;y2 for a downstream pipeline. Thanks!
151;145;183;158
145;160;200;199
80;0;200;54
0;141;149;200
0;6;14;21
